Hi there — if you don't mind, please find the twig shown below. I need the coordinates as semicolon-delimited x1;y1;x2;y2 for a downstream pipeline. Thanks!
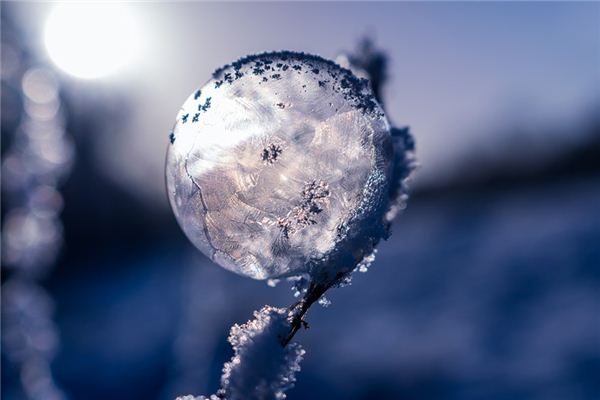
280;274;343;347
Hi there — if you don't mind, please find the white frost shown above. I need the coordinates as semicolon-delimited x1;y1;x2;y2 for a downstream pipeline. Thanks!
178;306;304;400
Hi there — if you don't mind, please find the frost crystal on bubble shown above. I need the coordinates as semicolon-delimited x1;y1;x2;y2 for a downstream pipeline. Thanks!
166;51;395;280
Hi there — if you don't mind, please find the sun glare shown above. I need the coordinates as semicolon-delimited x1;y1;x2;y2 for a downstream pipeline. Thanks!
44;3;140;79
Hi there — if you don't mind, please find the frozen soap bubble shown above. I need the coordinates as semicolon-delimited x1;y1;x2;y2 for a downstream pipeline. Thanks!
166;51;396;280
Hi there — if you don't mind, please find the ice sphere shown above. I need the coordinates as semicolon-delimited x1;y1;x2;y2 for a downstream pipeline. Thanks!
166;52;395;280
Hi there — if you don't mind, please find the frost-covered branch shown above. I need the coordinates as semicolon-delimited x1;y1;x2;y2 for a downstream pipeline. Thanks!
177;306;305;400
170;40;415;400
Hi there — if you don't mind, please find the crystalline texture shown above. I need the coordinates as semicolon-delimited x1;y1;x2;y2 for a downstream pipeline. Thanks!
222;306;304;400
166;52;394;280
175;306;304;400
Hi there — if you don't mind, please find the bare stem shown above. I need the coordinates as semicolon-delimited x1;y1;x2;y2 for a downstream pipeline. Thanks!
279;276;340;347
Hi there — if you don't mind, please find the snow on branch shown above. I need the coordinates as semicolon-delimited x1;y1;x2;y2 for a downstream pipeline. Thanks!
176;306;305;400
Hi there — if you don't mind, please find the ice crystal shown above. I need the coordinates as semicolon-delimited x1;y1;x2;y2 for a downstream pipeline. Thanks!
357;249;377;273
222;306;304;400
166;51;395;280
178;306;304;400
317;296;332;307
287;275;310;298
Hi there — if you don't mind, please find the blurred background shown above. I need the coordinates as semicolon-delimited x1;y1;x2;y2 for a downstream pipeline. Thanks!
1;2;599;400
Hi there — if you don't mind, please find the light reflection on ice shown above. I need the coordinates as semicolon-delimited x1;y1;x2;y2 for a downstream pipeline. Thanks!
166;52;395;280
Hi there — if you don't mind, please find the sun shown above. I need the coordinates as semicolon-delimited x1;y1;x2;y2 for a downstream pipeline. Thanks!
44;3;140;79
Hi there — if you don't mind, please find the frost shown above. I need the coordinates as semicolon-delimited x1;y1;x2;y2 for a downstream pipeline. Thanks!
277;180;330;239
385;127;417;225
287;275;310;298
317;296;331;308
223;306;305;400
180;306;305;400
169;45;415;400
266;279;280;288
176;395;220;400
166;51;394;281
357;249;377;273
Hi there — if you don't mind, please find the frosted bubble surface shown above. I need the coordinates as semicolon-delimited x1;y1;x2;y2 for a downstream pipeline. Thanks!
166;52;394;280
